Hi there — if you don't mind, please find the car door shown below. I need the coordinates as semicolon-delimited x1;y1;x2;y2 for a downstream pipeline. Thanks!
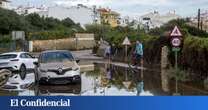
25;53;37;69
20;53;30;69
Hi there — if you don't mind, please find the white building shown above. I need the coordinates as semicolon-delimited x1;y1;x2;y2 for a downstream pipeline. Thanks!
201;10;208;20
189;10;208;32
119;16;130;27
14;5;47;15
139;11;181;29
37;4;100;28
119;16;140;29
0;0;12;9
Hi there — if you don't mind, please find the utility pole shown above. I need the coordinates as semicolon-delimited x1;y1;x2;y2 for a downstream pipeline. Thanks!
93;5;97;24
198;9;201;30
201;18;203;31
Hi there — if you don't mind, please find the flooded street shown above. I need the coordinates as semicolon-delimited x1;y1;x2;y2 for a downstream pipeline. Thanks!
0;63;208;96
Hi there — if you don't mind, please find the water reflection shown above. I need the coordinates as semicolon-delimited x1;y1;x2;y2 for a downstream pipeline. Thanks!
34;84;81;96
1;63;208;96
82;63;153;96
106;68;112;80
137;81;144;95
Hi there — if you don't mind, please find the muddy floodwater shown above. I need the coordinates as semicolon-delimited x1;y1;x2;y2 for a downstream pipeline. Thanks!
0;63;208;96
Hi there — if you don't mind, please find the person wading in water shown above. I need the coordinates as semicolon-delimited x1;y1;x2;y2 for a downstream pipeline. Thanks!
134;40;143;66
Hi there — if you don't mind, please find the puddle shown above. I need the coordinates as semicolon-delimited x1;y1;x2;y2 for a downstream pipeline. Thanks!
2;73;35;91
0;63;207;96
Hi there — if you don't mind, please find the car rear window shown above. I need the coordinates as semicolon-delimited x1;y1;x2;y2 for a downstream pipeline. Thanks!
40;51;74;63
0;54;17;59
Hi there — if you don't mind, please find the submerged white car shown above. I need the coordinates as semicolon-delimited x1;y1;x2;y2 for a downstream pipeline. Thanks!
34;50;81;85
0;52;38;80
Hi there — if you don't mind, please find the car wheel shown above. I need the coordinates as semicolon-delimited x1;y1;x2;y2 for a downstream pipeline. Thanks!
19;65;27;80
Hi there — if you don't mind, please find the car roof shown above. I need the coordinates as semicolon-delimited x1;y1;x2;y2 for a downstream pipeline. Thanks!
41;50;71;54
0;52;28;55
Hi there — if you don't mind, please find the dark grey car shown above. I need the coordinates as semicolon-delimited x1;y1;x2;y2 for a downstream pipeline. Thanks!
34;50;81;85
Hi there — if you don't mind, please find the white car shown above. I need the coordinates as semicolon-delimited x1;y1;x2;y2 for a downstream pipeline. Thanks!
0;52;38;80
34;50;81;84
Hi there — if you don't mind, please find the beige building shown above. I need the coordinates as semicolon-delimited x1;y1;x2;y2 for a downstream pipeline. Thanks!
97;8;120;27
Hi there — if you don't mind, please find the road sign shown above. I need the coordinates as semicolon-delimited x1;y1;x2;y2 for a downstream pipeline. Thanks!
123;81;131;89
172;47;181;52
170;26;183;77
122;37;131;45
122;37;131;61
170;26;182;37
12;31;25;40
171;37;181;47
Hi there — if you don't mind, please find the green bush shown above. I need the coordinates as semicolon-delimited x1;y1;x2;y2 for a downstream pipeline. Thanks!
28;30;74;40
168;68;188;82
0;8;83;41
0;35;12;43
180;36;208;80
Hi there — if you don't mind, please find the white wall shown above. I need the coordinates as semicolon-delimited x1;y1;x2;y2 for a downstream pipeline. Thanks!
48;6;98;27
139;12;180;29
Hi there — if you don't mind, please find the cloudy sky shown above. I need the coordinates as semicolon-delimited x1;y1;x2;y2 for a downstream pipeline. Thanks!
10;0;208;17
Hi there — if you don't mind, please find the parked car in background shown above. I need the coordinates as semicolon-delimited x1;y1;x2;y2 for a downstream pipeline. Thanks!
34;50;81;85
0;52;38;80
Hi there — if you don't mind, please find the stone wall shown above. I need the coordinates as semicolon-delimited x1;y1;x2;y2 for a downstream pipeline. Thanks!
161;46;170;92
31;34;95;52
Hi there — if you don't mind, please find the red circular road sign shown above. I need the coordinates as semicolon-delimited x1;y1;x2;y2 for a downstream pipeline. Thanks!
171;37;181;47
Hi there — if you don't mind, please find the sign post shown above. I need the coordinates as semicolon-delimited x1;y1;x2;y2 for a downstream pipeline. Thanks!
12;31;25;51
122;37;131;62
170;26;182;69
170;26;183;95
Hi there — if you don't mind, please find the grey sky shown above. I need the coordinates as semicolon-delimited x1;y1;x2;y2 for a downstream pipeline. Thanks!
10;0;208;17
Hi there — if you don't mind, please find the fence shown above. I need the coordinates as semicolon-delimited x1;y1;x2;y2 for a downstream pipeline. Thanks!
0;42;15;53
0;41;29;53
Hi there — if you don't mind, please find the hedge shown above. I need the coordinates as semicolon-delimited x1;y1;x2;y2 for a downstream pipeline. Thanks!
181;36;208;80
27;30;74;40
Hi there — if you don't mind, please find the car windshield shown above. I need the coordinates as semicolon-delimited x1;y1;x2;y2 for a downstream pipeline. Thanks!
40;51;74;63
0;54;17;59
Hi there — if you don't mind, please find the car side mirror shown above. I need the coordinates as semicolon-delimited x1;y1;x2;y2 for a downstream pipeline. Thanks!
33;62;39;67
76;59;80;63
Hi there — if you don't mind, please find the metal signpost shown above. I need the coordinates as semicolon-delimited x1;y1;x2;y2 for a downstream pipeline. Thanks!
123;68;131;89
171;37;181;69
170;26;183;95
122;37;131;62
12;31;25;51
170;26;182;69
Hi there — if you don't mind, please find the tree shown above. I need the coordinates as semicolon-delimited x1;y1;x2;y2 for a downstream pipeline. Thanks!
0;8;26;34
25;13;45;31
85;24;111;40
44;17;60;30
61;18;76;27
0;8;84;40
